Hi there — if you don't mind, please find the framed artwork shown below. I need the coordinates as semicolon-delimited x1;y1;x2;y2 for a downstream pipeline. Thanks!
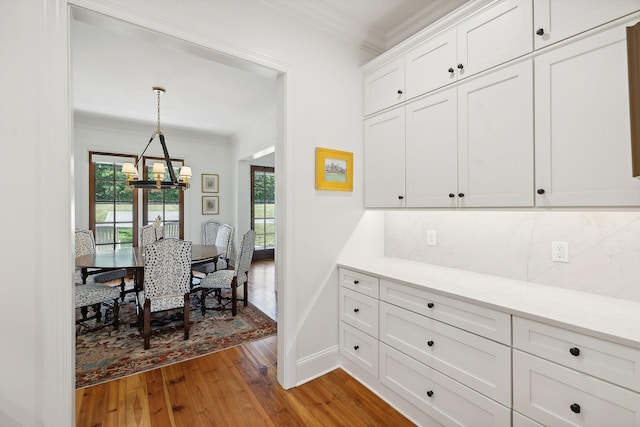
202;174;219;193
202;196;219;215
315;147;353;191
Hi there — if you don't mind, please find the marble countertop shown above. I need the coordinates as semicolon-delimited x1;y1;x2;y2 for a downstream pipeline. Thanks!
338;257;640;349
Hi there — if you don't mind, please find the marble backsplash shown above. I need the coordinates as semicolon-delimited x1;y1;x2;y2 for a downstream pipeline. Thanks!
384;210;640;302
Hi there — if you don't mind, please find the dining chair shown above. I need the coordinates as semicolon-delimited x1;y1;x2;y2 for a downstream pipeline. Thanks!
191;220;222;286
75;282;120;331
214;224;234;270
199;229;255;316
75;229;127;298
139;223;163;246
137;238;192;349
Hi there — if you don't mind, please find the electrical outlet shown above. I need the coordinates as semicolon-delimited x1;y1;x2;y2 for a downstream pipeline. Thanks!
551;241;569;263
427;230;437;246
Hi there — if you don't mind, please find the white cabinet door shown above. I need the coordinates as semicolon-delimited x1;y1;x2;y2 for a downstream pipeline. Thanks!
457;0;532;77
535;24;640;206
364;57;405;116
533;0;640;49
405;88;458;207
340;322;379;378
364;107;406;208
458;59;534;207
405;29;457;99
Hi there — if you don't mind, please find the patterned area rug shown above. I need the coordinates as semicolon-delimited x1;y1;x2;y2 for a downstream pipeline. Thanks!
76;293;276;389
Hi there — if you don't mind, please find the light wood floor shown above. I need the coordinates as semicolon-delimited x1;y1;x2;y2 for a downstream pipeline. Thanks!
76;260;414;426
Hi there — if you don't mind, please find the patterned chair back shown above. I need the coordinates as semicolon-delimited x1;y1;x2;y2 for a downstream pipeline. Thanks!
234;230;256;285
75;229;96;257
139;224;163;246
202;220;221;246
143;238;192;305
215;224;234;260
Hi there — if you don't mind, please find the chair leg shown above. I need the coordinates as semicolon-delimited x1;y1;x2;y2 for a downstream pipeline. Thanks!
243;279;248;307
120;277;126;302
200;288;207;316
94;303;102;322
231;284;237;316
183;293;190;341
112;299;120;330
143;299;151;350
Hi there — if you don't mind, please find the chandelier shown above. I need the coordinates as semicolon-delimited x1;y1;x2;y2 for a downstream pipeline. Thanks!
121;87;192;190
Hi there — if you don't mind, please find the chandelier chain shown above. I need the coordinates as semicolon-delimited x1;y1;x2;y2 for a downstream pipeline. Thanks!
156;89;161;133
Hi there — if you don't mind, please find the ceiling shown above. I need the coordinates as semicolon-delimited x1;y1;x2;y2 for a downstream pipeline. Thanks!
71;0;469;139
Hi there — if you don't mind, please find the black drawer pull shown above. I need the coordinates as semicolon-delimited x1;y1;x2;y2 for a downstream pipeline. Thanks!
426;390;434;397
427;340;434;347
353;308;360;313
569;347;580;357
353;280;359;285
458;193;465;198
397;89;403;95
427;302;434;309
537;188;545;195
570;403;581;414
353;345;359;351
536;28;545;36
448;67;454;73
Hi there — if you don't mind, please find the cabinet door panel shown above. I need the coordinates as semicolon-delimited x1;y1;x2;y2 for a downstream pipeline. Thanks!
339;287;378;339
405;88;458;207
405;29;457;98
534;0;640;49
364;58;404;115
457;0;532;77
458;60;534;207
535;24;640;206
340;322;378;378
364;108;406;207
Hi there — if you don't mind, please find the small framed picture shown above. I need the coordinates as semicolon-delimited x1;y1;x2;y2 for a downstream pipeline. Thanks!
202;174;219;193
315;147;353;191
202;196;219;215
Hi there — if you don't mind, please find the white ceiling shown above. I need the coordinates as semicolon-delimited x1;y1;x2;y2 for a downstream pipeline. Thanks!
71;0;469;139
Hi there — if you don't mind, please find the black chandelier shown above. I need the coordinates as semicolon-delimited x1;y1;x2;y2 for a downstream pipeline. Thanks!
121;87;191;190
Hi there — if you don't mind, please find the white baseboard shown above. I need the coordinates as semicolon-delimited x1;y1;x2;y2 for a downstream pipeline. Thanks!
295;345;340;386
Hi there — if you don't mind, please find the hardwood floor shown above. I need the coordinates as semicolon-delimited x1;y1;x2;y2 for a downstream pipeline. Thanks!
76;259;414;426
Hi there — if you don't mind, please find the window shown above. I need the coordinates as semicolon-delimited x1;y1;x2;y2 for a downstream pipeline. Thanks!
89;152;137;251
141;156;184;239
251;166;275;260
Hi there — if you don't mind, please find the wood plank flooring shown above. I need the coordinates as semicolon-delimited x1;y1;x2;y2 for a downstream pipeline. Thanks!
76;260;415;426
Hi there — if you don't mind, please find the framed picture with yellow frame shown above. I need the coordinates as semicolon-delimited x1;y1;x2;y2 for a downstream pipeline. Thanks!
315;147;353;191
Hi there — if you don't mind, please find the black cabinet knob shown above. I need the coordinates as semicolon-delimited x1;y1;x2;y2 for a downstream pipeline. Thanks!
427;340;434;347
353;280;359;284
427;302;434;308
458;193;465;198
569;347;580;357
536;28;545;36
353;345;359;351
448;193;455;198
457;63;464;70
570;403;581;414
426;390;434;397
398;195;404;200
397;89;403;95
537;188;545;195
448;67;454;73
353;308;360;313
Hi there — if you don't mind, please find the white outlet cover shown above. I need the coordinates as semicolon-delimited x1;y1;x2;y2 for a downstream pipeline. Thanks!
551;241;569;263
427;230;437;246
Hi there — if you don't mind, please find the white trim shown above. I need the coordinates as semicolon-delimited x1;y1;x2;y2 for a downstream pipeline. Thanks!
295;345;340;386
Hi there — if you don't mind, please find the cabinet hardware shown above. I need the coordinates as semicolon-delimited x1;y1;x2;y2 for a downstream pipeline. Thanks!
353;280;359;284
448;193;455;198
537;188;545;194
457;63;464;70
426;390;434;397
427;340;434;347
458;193;465;198
536;28;545;36
398;195;404;200
397;89;403;95
569;347;580;357
427;302;434;308
570;403;581;414
353;345;360;351
448;67;454;73
353;308;360;313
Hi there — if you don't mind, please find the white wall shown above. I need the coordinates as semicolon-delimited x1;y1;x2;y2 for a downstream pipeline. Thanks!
74;114;235;242
385;210;640;301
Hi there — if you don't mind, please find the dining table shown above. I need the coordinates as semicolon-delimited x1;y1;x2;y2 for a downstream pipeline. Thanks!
75;243;220;289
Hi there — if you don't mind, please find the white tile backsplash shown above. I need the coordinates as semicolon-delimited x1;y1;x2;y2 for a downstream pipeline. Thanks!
385;211;640;301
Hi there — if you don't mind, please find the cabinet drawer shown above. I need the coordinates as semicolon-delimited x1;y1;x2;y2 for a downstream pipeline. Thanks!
512;411;544;427
339;322;378;378
380;343;510;427
380;301;511;406
380;279;511;344
339;287;378;338
513;350;640;426
513;316;640;393
339;268;379;298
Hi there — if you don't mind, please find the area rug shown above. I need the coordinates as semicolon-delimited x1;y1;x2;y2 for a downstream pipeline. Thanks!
76;295;277;389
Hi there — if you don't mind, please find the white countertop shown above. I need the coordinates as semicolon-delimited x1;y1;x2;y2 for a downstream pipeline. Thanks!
338;257;640;349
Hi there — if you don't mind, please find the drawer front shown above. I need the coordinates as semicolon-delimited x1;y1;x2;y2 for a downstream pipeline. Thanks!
339;322;378;378
380;279;511;344
513;350;640;426
513;316;640;393
380;301;511;406
339;268;379;298
380;343;510;427
512;411;544;427
339;287;378;338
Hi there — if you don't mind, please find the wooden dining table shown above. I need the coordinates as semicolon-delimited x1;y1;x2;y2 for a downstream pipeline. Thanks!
75;244;220;288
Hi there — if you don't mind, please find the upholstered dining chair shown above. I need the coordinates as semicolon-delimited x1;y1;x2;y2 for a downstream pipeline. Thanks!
75;229;127;298
214;224;234;270
137;238;192;349
139;223;163;246
202;220;221;246
75;282;120;331
199;229;255;316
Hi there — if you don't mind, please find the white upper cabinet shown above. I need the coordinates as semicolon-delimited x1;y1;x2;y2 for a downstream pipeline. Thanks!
535;23;640;206
405;0;532;99
533;0;640;49
458;60;534;207
363;57;405;116
364;107;406;207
